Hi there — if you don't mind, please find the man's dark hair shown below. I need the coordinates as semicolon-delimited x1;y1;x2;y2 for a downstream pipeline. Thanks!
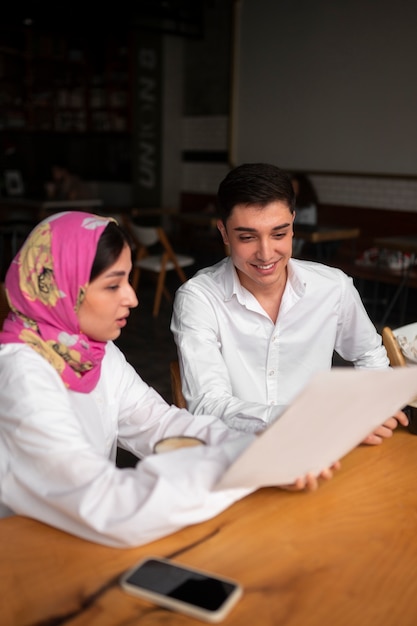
216;163;295;223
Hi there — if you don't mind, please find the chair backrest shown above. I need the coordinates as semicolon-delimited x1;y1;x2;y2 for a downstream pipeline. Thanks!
170;359;187;408
383;324;417;414
382;326;406;367
127;223;161;248
121;213;194;316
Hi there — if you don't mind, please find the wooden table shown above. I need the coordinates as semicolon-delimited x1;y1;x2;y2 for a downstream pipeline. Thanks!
296;225;360;261
374;236;417;256
297;225;360;244
1;429;417;626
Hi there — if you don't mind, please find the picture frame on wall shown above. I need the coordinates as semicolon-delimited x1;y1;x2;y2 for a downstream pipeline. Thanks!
4;170;24;196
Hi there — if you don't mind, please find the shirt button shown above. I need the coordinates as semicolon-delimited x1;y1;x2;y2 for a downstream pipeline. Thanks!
268;370;275;376
270;401;276;406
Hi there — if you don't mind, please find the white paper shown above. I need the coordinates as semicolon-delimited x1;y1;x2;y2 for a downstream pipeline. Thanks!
216;367;417;490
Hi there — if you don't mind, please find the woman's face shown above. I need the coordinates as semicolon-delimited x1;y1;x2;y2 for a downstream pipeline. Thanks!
77;244;138;341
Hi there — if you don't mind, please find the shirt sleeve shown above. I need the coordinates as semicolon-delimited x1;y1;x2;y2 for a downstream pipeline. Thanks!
0;347;255;548
107;341;258;453
333;272;389;368
171;285;282;432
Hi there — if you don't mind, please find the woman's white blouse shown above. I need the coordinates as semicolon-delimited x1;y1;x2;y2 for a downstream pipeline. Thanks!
0;342;254;547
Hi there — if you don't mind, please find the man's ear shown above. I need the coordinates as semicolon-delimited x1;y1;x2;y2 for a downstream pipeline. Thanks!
217;219;228;245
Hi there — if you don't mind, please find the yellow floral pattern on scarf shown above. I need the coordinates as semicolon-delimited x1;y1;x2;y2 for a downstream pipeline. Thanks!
19;222;61;306
20;329;92;379
20;329;67;375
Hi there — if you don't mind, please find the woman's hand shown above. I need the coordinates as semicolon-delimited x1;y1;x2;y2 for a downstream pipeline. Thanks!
362;410;409;445
280;461;341;492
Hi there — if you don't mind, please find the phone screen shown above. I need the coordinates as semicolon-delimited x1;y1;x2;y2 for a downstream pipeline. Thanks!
120;557;242;621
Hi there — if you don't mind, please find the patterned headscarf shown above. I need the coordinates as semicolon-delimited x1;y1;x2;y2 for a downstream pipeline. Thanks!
0;211;115;392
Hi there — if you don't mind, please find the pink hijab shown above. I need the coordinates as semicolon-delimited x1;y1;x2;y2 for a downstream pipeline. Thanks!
0;211;115;392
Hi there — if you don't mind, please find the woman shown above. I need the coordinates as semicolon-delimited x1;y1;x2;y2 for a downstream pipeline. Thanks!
0;212;336;548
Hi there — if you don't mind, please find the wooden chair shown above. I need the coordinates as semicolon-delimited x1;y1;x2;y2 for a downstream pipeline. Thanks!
170;359;187;408
382;323;417;415
382;322;417;367
382;326;407;367
124;216;195;317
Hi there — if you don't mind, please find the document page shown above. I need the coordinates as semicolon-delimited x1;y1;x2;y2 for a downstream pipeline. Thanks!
216;367;417;490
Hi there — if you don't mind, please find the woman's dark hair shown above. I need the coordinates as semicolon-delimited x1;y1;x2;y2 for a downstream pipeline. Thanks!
90;220;133;281
217;163;295;223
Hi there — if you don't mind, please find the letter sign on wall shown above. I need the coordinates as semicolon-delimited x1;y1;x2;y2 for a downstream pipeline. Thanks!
132;30;162;207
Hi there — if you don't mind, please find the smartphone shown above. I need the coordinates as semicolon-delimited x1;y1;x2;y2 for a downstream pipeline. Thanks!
119;556;242;623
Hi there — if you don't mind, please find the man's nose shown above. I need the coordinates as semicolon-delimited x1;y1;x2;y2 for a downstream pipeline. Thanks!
256;238;274;260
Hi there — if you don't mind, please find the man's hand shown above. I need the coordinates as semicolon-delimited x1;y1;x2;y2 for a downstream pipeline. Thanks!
280;461;341;492
362;409;409;445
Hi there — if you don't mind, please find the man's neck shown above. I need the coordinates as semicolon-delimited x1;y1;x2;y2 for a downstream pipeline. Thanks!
237;268;288;323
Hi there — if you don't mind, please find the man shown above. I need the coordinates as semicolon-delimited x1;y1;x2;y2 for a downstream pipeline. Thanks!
171;163;407;441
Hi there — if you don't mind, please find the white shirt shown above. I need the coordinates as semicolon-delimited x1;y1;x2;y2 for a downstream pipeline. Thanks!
0;341;254;547
171;257;389;433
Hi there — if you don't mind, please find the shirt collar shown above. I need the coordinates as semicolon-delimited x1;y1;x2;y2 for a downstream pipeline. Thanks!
224;258;247;303
224;256;306;302
287;259;307;297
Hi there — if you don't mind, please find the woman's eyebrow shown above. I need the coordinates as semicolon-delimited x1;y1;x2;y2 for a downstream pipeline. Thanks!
104;270;126;278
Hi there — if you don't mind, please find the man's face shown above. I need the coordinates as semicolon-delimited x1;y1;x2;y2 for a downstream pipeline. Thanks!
217;201;294;295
